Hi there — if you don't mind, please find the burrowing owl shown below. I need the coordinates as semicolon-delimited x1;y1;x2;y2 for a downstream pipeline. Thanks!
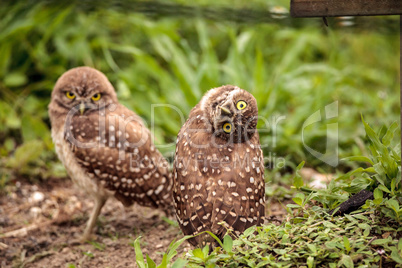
48;66;172;241
173;85;265;247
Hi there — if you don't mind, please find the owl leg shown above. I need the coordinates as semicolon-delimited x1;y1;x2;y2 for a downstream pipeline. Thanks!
81;195;108;241
117;201;127;221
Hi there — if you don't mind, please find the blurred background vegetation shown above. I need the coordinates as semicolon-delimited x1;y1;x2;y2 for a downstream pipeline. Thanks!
0;0;400;190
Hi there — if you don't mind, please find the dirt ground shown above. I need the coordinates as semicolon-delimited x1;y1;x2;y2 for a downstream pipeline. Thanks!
0;177;286;267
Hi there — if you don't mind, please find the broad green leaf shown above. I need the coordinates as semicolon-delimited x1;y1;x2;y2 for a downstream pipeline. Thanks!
382;121;398;147
157;253;168;268
373;198;383;205
4;72;27;87
386;199;400;212
325;241;338;249
373;188;383;199
363;167;376;173
192;248;204;260
398;238;402;252
391;178;396;193
296;161;305;171
293;174;304;189
391;248;402;264
341;156;373;165
323;221;338;229
336;167;365;181
307;256;314;268
343;236;351;253
166;235;193;260
171;258;187;268
243;226;255;237
371;238;392;245
362;115;385;156
292;197;303;207
202;244;209;257
338;254;354;268
133;237;146;268
378;184;391;194
307;244;317;255
21;114;50;143
223;235;233;253
146;254;156;268
6;140;44;169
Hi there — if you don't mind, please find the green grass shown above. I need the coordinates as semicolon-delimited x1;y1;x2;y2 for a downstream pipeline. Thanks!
0;1;399;186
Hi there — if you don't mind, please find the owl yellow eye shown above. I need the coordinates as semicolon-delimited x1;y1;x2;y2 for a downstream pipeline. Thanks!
91;93;101;101
236;100;247;110
223;122;232;133
66;91;75;99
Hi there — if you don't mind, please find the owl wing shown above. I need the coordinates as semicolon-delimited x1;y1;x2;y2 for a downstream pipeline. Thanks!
65;104;172;208
254;144;266;228
229;136;266;233
173;120;217;246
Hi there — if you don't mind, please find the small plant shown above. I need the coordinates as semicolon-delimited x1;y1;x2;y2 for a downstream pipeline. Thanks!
131;235;190;268
357;118;402;223
82;251;94;258
87;240;106;251
296;118;401;221
132;232;236;268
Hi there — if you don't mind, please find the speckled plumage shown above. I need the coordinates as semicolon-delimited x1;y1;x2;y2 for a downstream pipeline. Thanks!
173;85;265;247
49;66;172;241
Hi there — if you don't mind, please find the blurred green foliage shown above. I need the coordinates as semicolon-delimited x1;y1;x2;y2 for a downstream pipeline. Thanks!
0;0;399;188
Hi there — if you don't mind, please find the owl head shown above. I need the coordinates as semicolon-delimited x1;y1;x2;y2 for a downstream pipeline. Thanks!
200;85;258;143
49;66;118;118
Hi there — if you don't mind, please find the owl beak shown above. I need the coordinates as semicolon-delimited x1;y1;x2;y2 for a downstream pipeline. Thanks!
79;102;86;115
218;106;231;116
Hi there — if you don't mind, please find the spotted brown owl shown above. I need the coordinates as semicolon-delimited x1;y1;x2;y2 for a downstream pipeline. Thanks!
48;66;172;241
173;85;265;247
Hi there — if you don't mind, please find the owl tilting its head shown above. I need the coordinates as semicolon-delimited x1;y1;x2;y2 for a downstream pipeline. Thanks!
173;85;265;247
48;66;173;241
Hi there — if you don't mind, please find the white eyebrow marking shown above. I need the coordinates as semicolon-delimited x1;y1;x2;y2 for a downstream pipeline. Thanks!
200;88;217;112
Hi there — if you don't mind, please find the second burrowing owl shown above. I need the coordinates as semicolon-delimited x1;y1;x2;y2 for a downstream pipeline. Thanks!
173;85;265;247
48;66;172;241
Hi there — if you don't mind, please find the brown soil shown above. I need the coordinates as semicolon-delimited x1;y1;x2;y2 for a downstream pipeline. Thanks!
0;177;286;267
